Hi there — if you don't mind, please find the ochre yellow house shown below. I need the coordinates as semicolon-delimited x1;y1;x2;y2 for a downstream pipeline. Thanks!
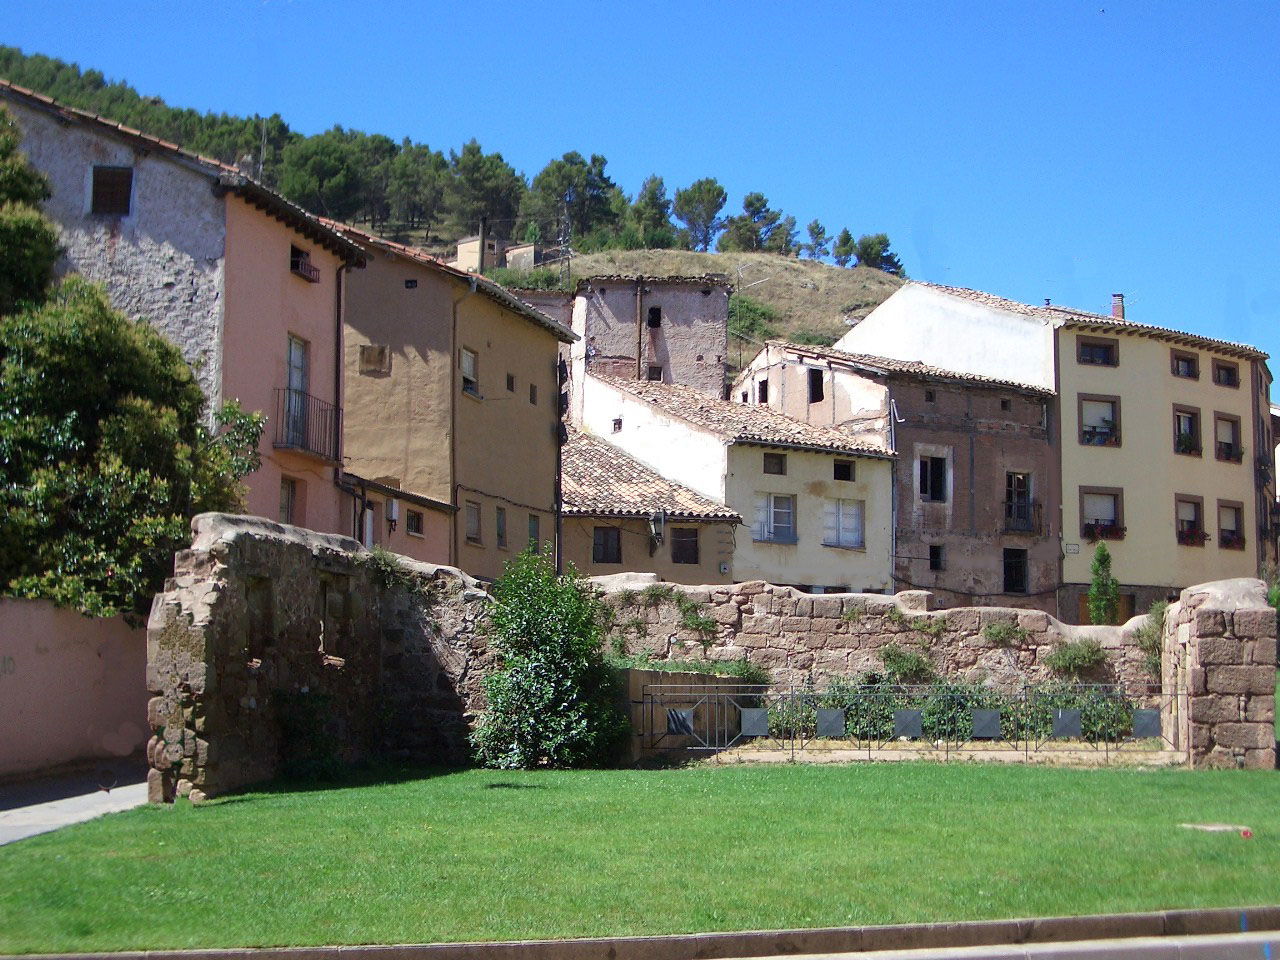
330;223;576;579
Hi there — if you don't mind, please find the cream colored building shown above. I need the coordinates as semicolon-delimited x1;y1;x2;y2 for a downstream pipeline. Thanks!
581;375;895;592
837;283;1274;619
330;223;576;580
561;428;740;583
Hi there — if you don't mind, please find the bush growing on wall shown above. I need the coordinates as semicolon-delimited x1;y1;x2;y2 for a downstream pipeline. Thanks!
471;551;628;769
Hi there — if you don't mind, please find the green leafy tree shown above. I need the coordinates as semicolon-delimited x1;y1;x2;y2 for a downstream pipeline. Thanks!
278;127;369;221
630;174;677;247
727;294;780;341
471;551;628;769
802;219;830;260
442;139;525;240
718;192;778;252
386;139;448;234
521;151;620;244
0;107;59;313
763;213;798;256
672;177;727;251
853;232;905;275
832;227;855;267
1087;543;1120;626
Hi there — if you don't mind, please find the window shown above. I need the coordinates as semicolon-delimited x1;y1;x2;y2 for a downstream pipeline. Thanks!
461;348;479;396
822;498;865;549
671;527;699;564
646;306;662;328
1173;405;1201;455
528;513;541;553
1000;398;1011;412
1213;360;1240;388
529;383;538;405
406;509;424;536
647;365;663;382
361;500;380;548
1080;487;1125;540
611;418;622;433
358;344;390;375
924;389;936;403
1218;501;1245;550
1003;548;1029;594
506;373;516;392
757;379;769;404
1077;336;1118;366
1078;394;1121;446
919;456;947;502
1175;495;1206;546
496;507;507;549
740;390;748;403
763;452;787;475
284;335;309;447
1171;349;1199;380
929;545;945;571
91;166;132;215
834;460;855;482
808;367;824;404
289;244;320;282
1214;414;1243;462
279;477;298;525
754;493;797;543
465;501;482;543
592;526;622;564
1005;472;1034;531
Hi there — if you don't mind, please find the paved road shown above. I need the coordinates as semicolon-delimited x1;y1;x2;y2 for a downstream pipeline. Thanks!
742;930;1279;959
0;758;148;845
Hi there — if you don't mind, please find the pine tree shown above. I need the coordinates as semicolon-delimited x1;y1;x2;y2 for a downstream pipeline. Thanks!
1087;543;1120;625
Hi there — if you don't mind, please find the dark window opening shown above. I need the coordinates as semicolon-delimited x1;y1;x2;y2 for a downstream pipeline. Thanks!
1077;338;1118;366
406;510;424;536
289;244;320;282
1000;398;1011;412
646;306;662;328
929;545;945;571
91;166;132;216
834;459;855;482
808;367;825;403
763;452;787;475
758;379;769;404
592;526;622;564
919;456;947;502
506;373;515;392
647;365;663;381
1003;548;1028;593
612;418;622;433
924;389;936;403
529;383;538;405
671;527;699;564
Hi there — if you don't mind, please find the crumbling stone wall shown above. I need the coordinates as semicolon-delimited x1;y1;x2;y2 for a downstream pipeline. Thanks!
146;514;491;802
1163;579;1276;769
594;573;1152;690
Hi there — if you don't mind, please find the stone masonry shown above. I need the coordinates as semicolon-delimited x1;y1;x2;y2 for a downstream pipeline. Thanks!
1163;578;1277;769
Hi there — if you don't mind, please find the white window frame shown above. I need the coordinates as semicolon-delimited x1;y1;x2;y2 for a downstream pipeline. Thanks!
822;498;865;549
754;493;797;544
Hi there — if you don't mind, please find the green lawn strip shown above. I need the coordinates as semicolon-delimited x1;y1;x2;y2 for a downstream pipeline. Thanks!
1;764;1277;954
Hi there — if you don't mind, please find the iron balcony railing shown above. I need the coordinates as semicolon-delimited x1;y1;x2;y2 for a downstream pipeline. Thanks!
1004;498;1041;533
273;388;341;462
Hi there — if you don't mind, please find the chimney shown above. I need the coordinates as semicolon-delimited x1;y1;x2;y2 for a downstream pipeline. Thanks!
1043;298;1051;306
1111;293;1125;319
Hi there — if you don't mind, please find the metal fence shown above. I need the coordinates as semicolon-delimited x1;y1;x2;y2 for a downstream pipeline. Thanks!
640;681;1187;764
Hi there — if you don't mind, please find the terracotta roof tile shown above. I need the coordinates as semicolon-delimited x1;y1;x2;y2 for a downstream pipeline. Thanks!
763;340;1054;396
594;375;894;458
562;429;740;520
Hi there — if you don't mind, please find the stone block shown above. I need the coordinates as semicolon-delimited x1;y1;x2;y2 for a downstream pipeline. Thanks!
1245;696;1275;724
813;650;850;672
1189;666;1207;695
944;608;980;633
1207;666;1275;695
897;590;932;612
781;616;811;634
710;604;740;626
1250;638;1277;667
1194;608;1227;637
1232;607;1277;639
1213;722;1274;749
1017;611;1050;632
1243;747;1276;770
741;614;781;636
146;767;166;804
793;596;814;617
812;597;843;619
1196;637;1242;665
737;633;771;650
1189;694;1240;724
809;618;837;634
979;608;1018;627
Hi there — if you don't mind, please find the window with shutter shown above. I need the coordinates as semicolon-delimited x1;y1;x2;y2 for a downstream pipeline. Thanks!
823;499;864;548
919;456;947;502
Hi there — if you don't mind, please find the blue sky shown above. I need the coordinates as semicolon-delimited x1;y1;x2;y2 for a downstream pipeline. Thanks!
6;2;1279;368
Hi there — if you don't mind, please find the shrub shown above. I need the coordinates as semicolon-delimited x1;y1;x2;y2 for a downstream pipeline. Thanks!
470;551;628;769
1045;638;1108;679
1131;600;1168;679
482;266;571;291
911;615;946;639
879;643;935;683
609;652;769;685
983;622;1029;647
728;294;779;341
357;545;432;595
1087;543;1119;625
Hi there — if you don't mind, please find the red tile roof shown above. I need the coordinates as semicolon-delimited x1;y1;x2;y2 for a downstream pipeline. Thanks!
594;375;894;458
562;429;740;521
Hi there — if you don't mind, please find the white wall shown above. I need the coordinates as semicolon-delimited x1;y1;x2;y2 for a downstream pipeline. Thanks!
835;285;1056;391
581;375;728;502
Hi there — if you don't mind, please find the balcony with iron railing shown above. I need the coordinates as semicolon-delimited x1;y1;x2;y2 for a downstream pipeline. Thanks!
1081;424;1120;446
273;388;341;462
1003;498;1042;534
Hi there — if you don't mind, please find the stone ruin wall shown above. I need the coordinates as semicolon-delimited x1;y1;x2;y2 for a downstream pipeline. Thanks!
146;516;1276;800
593;573;1152;691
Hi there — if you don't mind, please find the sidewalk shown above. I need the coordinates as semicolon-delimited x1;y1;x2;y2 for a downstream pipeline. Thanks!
741;930;1280;958
0;757;148;845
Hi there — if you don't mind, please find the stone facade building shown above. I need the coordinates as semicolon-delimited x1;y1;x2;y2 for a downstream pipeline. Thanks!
1;80;367;539
735;341;1060;614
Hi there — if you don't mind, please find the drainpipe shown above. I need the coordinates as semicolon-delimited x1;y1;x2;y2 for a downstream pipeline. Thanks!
635;279;644;379
449;278;477;567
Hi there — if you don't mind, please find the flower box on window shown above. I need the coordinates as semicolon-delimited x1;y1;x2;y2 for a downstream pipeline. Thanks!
1176;528;1209;546
1082;522;1126;542
1219;530;1246;550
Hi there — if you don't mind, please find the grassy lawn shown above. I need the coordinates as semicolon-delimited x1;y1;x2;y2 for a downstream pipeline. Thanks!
2;763;1278;954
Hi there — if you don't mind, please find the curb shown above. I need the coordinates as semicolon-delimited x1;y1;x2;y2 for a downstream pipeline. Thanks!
9;905;1280;960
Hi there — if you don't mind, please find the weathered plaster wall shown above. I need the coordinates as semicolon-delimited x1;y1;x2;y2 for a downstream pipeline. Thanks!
562;515;736;583
4;94;227;411
0;599;148;779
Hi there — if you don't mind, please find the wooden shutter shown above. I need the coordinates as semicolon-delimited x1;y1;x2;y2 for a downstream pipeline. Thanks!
823;499;838;545
841;500;864;547
754;495;769;540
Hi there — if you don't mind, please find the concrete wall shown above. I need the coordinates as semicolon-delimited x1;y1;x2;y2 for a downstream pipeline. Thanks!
4;94;227;411
562;515;736;583
0;599;148;779
835;285;1057;391
1058;326;1262;595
